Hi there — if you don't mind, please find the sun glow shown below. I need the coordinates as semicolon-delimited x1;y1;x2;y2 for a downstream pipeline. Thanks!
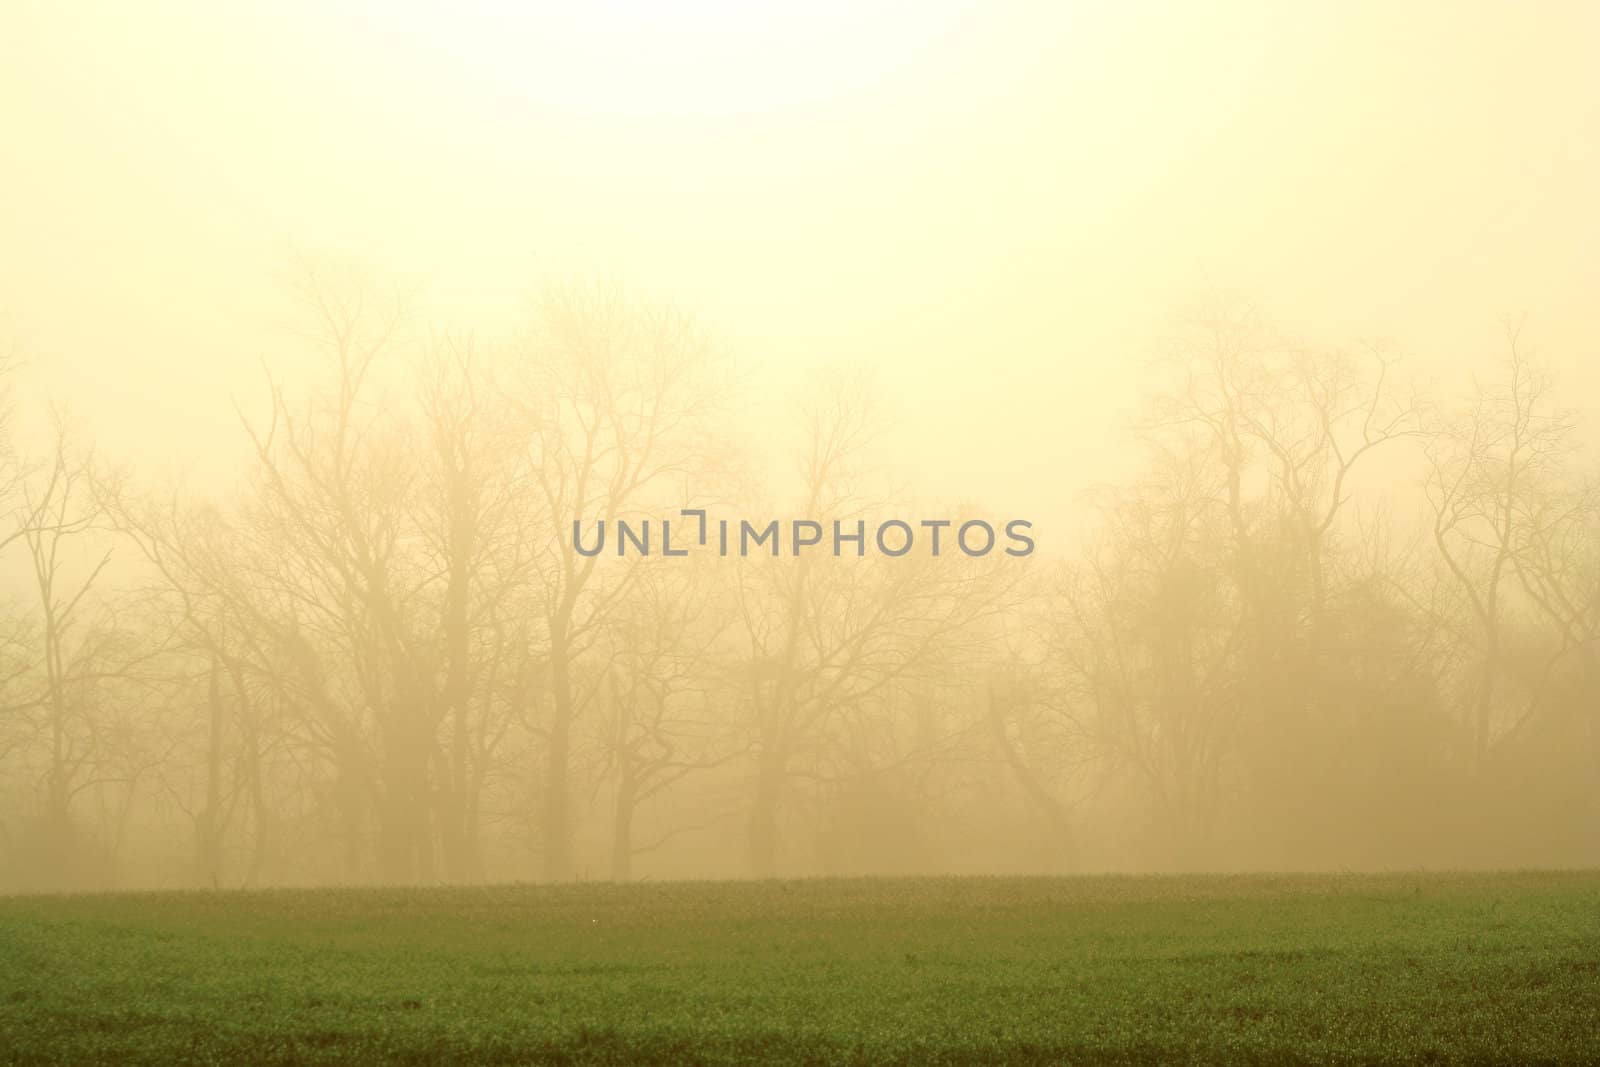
352;0;982;123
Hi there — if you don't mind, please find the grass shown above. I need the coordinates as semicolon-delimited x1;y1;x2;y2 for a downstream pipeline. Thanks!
1;871;1598;1064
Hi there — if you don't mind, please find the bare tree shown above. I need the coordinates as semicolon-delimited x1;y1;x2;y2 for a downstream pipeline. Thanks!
1426;325;1578;771
735;378;1027;875
14;421;133;885
592;560;736;880
1053;443;1243;864
512;283;722;881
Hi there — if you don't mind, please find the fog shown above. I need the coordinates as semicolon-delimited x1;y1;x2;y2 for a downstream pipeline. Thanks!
1;1;1597;890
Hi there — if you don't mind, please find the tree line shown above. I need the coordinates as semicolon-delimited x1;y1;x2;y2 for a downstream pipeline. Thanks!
1;282;1595;890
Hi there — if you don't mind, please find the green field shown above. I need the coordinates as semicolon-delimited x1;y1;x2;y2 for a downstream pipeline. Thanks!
2;872;1598;1065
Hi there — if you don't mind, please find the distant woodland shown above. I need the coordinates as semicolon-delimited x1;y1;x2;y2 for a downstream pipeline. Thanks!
2;278;1596;890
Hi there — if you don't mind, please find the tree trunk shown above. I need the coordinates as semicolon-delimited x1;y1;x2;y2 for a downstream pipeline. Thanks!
610;773;636;882
542;620;575;881
194;655;227;888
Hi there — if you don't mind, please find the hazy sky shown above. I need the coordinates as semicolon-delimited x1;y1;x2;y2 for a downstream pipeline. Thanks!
3;1;1596;531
